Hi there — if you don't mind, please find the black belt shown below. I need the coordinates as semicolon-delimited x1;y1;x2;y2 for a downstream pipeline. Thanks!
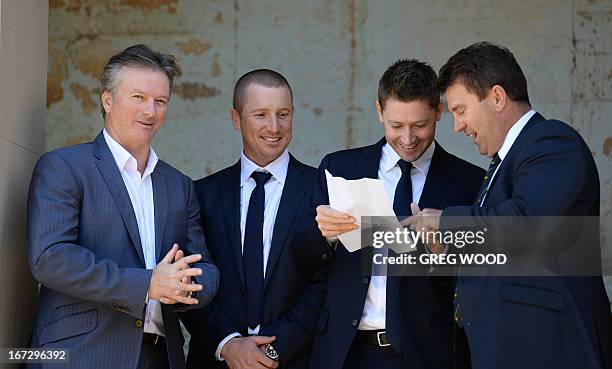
353;330;391;347
142;332;165;346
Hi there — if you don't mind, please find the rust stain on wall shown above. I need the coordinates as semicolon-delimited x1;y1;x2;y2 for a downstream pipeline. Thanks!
345;0;357;148
70;83;97;114
173;82;220;100
74;39;115;78
119;0;177;13
604;137;612;157
214;12;224;23
49;0;65;9
313;107;323;116
211;58;222;77
47;46;68;108
176;39;211;56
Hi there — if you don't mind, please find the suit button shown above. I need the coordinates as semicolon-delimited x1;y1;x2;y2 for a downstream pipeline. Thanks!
362;277;369;285
351;319;359;327
135;319;143;328
454;292;458;300
322;253;328;261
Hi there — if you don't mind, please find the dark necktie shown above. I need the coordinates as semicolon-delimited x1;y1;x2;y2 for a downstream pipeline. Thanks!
243;171;272;329
474;154;501;206
455;154;501;324
385;159;412;351
393;160;413;217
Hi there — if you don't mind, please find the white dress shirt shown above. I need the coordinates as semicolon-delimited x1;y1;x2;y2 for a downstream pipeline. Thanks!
359;140;435;330
215;149;290;360
480;109;536;206
103;129;164;337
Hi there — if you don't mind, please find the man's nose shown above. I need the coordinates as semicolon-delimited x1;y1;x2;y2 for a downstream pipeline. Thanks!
453;117;465;133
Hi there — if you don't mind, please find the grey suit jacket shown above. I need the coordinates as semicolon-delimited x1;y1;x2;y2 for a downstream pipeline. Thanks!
26;132;219;369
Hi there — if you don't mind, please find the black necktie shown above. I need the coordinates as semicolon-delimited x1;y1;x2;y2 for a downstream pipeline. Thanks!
243;171;272;329
455;155;502;325
393;160;413;217
474;154;501;206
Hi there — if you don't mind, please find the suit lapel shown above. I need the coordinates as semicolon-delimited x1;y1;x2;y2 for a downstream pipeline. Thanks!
484;112;545;204
358;137;385;180
222;161;245;284
152;168;167;261
264;156;311;289
418;142;453;209
92;133;145;264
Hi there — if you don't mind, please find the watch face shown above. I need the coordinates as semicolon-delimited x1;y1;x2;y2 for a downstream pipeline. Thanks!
265;344;279;361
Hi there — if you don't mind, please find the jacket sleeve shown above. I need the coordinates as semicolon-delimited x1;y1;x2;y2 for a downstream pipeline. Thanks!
27;152;151;318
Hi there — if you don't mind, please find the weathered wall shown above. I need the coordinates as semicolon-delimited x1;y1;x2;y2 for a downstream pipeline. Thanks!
0;0;47;360
46;1;611;297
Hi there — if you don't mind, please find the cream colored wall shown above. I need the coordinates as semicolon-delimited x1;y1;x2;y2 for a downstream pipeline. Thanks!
0;0;47;361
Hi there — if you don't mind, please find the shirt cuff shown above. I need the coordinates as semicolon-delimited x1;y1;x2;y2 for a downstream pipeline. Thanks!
215;332;242;361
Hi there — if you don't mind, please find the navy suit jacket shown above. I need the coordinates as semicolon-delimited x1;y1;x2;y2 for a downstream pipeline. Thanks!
182;155;326;369
26;133;219;369
292;139;485;369
442;113;612;369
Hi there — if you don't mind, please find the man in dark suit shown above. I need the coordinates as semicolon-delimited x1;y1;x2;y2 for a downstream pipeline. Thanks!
406;42;611;369
292;59;485;369
182;69;325;369
27;44;219;369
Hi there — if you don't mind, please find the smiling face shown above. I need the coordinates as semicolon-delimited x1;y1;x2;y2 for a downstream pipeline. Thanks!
102;66;170;152
444;82;506;157
377;98;441;163
232;84;293;167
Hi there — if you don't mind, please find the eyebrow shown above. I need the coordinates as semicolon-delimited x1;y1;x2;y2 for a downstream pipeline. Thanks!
449;104;464;113
131;89;169;99
389;119;430;125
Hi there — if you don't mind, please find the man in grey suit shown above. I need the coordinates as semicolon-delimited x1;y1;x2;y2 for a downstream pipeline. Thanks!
26;44;219;369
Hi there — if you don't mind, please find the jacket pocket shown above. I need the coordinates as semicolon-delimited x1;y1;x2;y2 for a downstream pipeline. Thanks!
501;284;565;312
39;309;98;345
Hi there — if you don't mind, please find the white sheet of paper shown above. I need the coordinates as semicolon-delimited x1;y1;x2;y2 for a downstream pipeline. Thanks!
325;170;413;252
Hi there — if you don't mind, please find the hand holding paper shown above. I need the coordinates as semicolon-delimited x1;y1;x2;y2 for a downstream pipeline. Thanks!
321;170;415;253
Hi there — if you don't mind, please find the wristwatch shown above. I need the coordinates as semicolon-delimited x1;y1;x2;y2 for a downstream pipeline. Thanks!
263;343;280;362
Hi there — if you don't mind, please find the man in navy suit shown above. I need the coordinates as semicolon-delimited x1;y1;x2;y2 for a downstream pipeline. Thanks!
292;59;485;369
406;42;611;369
182;69;325;369
27;44;219;369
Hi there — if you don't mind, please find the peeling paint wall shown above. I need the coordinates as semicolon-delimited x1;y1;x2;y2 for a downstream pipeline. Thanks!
47;0;611;299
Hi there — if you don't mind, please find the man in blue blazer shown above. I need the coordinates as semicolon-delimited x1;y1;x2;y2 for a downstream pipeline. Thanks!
407;42;611;369
27;45;219;369
292;59;485;369
182;69;325;369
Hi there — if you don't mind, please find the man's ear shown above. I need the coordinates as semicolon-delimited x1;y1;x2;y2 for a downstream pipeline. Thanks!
375;100;384;124
101;90;113;115
230;108;241;131
489;85;508;112
434;101;443;122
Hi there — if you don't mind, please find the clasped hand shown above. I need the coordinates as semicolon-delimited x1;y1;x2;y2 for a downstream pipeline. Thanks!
148;244;203;305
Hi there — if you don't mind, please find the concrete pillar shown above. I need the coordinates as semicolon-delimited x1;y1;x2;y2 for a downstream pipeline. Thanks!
0;0;48;364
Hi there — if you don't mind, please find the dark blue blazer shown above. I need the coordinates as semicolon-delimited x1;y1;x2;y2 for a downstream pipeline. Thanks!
182;155;326;369
27;133;219;369
442;113;612;369
293;139;485;369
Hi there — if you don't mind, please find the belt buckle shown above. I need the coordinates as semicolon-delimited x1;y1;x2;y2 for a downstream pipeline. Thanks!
376;331;390;347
